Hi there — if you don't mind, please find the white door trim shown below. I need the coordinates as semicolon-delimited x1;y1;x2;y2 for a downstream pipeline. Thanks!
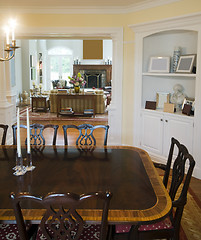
17;26;123;145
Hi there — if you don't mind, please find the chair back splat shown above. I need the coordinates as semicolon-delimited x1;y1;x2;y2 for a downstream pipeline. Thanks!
62;124;109;146
10;191;112;240
0;124;8;145
12;123;59;146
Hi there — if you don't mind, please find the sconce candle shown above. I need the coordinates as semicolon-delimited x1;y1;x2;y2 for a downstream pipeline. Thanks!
17;108;21;157
11;27;15;41
0;19;19;62
27;108;31;154
5;28;9;45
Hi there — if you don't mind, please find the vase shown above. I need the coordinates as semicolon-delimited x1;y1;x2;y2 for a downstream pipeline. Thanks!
171;46;181;73
21;90;29;103
74;86;80;93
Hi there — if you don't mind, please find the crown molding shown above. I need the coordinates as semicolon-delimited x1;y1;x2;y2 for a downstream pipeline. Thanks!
129;11;201;33
125;0;180;13
0;0;181;14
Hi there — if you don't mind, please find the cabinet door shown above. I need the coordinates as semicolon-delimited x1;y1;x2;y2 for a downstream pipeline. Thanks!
163;115;194;157
141;111;164;155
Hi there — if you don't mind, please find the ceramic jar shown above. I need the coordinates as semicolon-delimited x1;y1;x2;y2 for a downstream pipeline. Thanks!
21;90;29;103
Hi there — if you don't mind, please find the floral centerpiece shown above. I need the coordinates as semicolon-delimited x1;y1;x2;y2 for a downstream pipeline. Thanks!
68;73;86;93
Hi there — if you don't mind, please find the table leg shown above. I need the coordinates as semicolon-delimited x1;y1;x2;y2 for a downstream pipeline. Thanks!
31;98;34;112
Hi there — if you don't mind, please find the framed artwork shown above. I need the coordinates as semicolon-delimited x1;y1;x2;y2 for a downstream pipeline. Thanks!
148;56;170;73
176;54;196;73
39;53;42;61
31;67;36;80
156;92;170;109
30;55;33;67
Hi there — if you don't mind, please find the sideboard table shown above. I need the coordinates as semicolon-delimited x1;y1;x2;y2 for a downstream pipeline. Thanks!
56;94;96;117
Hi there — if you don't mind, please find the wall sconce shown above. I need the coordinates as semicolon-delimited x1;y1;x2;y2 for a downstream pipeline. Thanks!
0;19;19;62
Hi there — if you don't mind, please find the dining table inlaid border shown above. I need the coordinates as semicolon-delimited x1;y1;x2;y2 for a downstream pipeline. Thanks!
0;145;172;224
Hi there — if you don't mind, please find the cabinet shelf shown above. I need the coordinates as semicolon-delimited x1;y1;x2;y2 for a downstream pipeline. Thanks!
142;108;194;119
142;73;196;77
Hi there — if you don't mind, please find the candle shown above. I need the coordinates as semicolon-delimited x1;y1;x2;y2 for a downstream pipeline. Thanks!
17;108;21;157
6;28;9;45
27;108;31;154
11;26;15;41
9;19;16;41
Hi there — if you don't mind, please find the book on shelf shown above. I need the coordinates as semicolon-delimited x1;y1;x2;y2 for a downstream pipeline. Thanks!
84;109;94;115
60;107;74;114
61;107;73;112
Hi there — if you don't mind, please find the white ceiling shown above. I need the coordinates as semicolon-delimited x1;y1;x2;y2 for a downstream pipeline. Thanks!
0;0;180;14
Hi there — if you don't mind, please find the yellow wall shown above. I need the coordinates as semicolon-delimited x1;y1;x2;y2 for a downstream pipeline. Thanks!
121;0;201;145
3;0;201;145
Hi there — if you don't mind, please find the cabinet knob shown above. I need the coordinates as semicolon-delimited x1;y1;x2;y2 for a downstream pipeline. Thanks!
160;119;163;121
165;120;168;122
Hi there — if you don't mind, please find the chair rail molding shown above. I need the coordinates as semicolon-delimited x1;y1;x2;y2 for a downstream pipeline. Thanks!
17;26;123;145
129;12;201;179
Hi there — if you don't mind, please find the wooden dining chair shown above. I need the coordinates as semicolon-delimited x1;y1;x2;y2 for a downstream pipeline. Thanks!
0;124;8;145
12;123;59;146
154;137;187;188
113;139;195;240
10;191;112;240
62;124;109;146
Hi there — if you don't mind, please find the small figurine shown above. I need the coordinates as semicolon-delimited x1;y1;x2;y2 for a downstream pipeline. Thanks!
170;84;186;111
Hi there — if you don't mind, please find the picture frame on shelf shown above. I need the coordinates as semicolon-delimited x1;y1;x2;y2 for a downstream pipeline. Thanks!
163;103;175;113
148;56;170;73
156;92;170;109
176;54;196;73
182;97;195;111
182;104;192;116
145;101;156;110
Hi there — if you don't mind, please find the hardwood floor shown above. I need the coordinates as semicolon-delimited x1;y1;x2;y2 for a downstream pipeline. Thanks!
20;118;108;146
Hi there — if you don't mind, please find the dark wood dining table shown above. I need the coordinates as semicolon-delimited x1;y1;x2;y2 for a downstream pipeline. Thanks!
0;146;171;225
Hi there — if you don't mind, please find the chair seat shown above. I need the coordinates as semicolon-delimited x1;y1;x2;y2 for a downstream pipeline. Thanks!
0;224;20;240
36;224;101;239
0;223;102;240
115;216;173;234
0;223;37;240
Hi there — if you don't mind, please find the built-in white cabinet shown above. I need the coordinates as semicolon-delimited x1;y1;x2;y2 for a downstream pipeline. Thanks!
141;109;194;158
139;28;197;160
130;14;201;178
141;110;163;156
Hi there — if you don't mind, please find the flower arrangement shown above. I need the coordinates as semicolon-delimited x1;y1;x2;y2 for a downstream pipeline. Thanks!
68;72;86;87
